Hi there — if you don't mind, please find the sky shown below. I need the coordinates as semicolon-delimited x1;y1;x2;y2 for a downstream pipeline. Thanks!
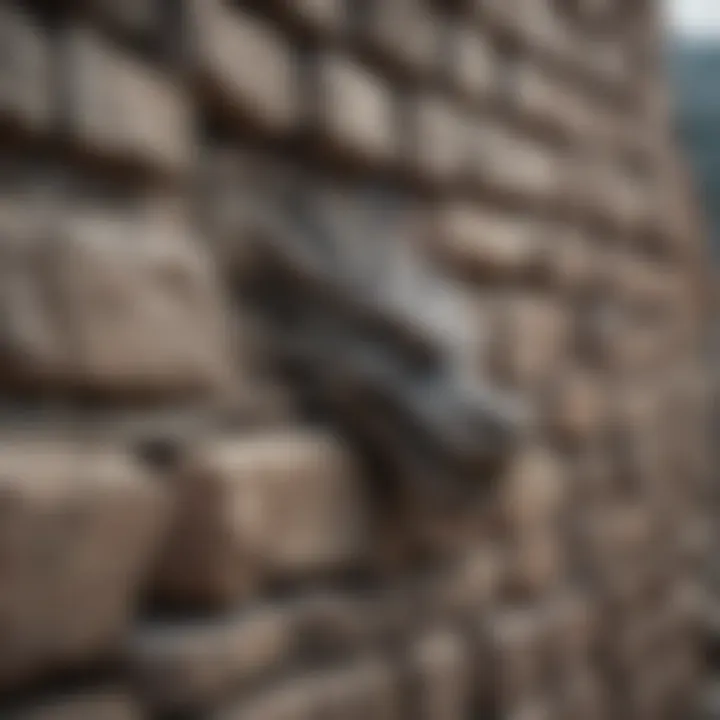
667;0;720;37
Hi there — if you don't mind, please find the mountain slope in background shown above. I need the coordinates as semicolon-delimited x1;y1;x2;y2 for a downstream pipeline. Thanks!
671;40;720;258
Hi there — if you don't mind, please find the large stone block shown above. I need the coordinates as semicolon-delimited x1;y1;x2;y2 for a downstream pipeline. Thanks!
578;502;656;605
449;27;496;101
426;547;503;619
0;197;71;391
152;431;369;608
62;26;191;174
355;0;438;77
126;606;296;713
0;4;50;134
310;52;397;165
543;593;597;672
515;0;576;58
54;203;235;399
274;0;345;36
86;0;164;40
500;446;566;534
505;701;556;720
491;295;570;391
512;62;589;139
189;1;297;133
214;659;399;720
500;449;567;597
2;688;141;720
542;370;607;445
475;124;566;205
478;0;520;30
556;672;607;720
433;203;534;281
408;93;467;185
483;607;547;714
291;590;412;659
307;659;399;720
0;437;169;690
405;628;471;720
504;530;565;598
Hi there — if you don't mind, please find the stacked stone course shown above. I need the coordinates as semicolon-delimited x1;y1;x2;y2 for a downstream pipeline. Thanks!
0;1;710;719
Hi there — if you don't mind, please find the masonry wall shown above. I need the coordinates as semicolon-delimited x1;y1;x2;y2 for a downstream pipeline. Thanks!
0;1;711;719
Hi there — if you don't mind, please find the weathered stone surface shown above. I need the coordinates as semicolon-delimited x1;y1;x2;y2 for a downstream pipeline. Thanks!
0;4;50;134
405;628;471;720
310;52;397;165
54;204;235;399
126;606;296;712
152;430;369;608
189;1;297;133
0;437;169;690
0;198;70;390
357;0;438;76
214;658;400;720
62;26;191;173
3;688;142;720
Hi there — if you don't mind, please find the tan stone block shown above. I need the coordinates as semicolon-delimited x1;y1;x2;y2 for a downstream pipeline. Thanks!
0;438;169;690
127;606;296;712
309;658;400;720
544;593;597;670
55;204;235;398
406;628;471;720
190;1;297;133
0;198;71;389
505;529;565;598
484;608;546;712
513;62;592;139
213;677;318;720
428;548;503;618
409;94;468;185
556;672;607;720
475;123;565;204
214;659;399;720
62;26;191;173
152;431;369;608
311;53;396;164
433;203;534;281
292;591;411;658
516;0;575;57
505;700;556;720
286;0;345;34
3;688;141;720
543;370;606;444
0;4;50;134
87;0;162;38
358;0;438;76
501;446;566;533
492;294;570;390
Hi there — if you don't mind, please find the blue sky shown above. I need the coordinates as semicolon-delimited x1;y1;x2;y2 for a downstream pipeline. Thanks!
668;0;720;36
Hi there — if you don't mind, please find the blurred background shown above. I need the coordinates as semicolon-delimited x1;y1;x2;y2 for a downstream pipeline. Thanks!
668;0;720;259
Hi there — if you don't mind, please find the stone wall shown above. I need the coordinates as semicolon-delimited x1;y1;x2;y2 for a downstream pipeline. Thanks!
0;1;711;718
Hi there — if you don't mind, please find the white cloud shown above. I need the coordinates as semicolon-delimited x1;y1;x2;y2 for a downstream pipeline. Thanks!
667;0;720;36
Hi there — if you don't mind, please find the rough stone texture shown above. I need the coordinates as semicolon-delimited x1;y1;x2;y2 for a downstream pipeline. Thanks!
0;1;709;719
54;204;235;399
0;4;50;135
126;607;296;713
62;25;191;173
0;438;169;690
152;431;369;609
189;1;298;133
310;52;397;165
2;689;142;720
